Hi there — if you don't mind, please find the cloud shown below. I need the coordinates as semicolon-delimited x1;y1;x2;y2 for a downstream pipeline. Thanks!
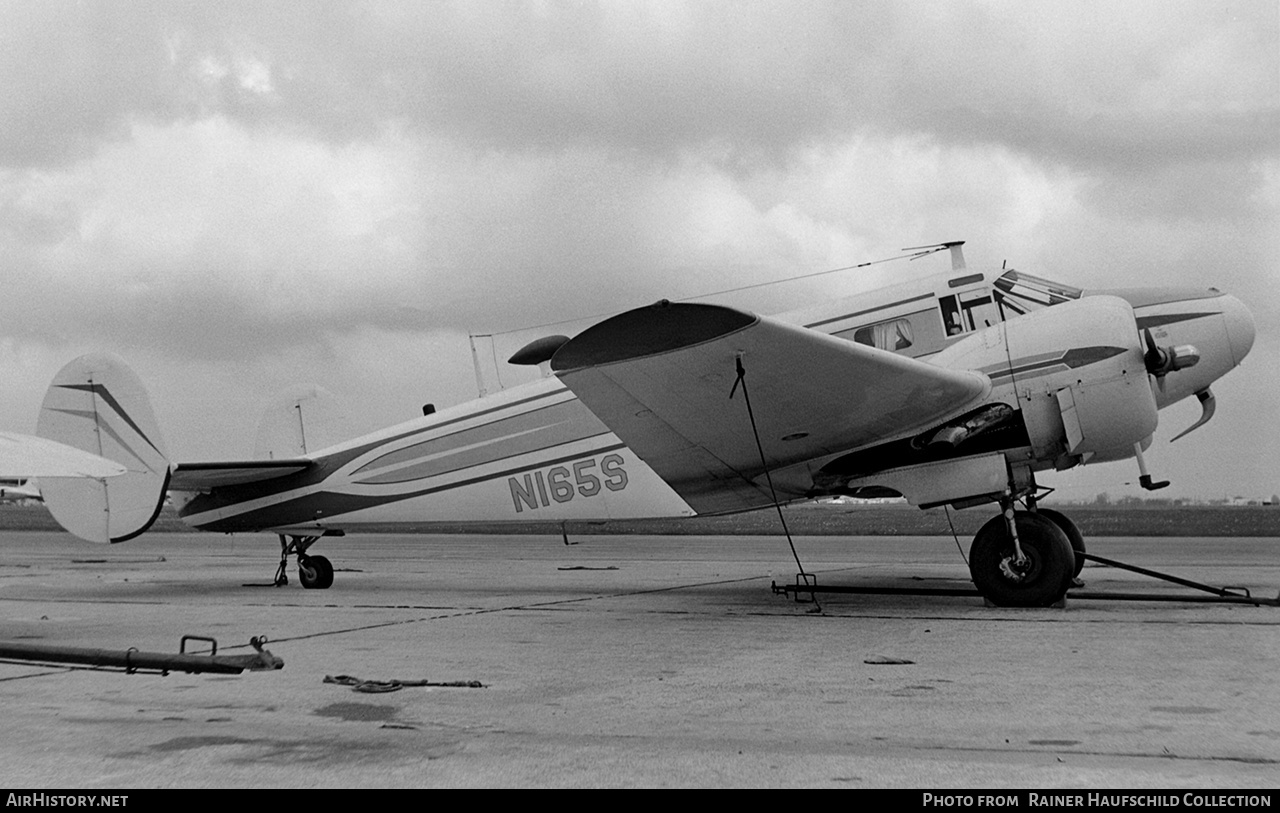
0;1;1274;497
6;3;1274;168
1;117;424;354
1;115;1089;355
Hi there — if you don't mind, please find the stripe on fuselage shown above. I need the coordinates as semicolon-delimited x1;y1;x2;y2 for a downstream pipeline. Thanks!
177;383;626;531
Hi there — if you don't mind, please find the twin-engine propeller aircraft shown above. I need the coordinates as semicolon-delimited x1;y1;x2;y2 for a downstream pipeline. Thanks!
34;243;1255;606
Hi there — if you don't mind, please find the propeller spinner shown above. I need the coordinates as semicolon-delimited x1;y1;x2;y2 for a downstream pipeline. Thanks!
1142;328;1200;390
1140;329;1217;442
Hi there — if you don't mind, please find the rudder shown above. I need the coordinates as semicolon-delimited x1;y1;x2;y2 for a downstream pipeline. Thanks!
37;353;171;543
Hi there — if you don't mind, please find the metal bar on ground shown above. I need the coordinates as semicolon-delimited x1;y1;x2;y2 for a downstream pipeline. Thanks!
768;576;1280;606
0;636;284;674
1069;591;1277;605
1076;552;1262;600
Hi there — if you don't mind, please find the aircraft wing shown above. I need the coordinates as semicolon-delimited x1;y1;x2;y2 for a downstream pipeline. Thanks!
550;302;990;514
0;431;127;479
170;459;314;491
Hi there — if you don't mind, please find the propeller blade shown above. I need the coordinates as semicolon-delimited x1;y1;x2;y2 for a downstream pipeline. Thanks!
1171;388;1216;442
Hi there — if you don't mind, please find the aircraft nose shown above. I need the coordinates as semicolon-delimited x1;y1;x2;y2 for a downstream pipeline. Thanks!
1220;294;1255;365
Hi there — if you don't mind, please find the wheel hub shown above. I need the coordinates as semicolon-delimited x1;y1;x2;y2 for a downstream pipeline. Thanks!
998;552;1036;583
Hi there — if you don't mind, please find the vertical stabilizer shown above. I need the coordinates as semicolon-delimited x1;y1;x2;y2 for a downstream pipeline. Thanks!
253;384;351;459
37;353;171;543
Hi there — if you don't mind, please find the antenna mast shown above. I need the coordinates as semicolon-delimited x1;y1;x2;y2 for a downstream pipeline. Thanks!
468;334;489;398
902;240;966;270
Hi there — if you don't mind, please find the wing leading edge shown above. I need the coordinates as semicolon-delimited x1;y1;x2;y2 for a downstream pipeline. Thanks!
551;301;990;514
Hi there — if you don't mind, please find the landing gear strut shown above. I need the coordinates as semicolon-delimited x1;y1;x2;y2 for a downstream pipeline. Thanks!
274;535;335;589
968;487;1081;607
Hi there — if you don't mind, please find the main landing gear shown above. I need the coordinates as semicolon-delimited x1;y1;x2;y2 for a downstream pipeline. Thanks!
274;534;334;590
968;497;1086;607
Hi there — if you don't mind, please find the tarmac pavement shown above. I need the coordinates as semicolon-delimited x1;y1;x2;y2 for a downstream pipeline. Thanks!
0;530;1276;788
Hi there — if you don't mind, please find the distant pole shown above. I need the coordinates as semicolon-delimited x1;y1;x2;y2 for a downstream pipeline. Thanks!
468;334;489;398
294;402;307;454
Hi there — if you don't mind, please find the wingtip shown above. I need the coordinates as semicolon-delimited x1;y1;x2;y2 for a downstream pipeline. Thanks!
551;303;758;372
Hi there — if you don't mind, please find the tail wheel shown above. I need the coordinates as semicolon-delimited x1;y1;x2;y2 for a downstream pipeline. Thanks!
298;555;335;590
1035;508;1086;579
969;511;1075;607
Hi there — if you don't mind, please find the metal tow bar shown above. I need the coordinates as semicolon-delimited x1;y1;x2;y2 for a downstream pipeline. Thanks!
771;556;1280;607
0;635;285;675
1073;552;1279;606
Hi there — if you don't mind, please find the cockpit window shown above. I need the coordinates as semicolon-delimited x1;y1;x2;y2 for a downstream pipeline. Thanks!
853;318;914;351
992;270;1083;316
939;292;999;335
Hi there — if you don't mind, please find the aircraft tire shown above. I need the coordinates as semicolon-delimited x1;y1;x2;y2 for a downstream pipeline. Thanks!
299;555;335;590
969;512;1075;607
1035;508;1086;579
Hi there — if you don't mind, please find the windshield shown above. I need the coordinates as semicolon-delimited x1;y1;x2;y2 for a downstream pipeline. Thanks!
991;270;1083;317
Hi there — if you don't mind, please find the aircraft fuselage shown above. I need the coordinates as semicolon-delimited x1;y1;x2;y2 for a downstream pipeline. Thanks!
169;266;1255;533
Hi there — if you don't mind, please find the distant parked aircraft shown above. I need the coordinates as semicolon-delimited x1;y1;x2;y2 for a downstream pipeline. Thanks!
0;478;42;502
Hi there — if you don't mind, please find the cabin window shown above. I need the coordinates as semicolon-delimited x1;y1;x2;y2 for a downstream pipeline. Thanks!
939;295;963;335
939;292;1000;335
960;293;999;331
853;318;914;351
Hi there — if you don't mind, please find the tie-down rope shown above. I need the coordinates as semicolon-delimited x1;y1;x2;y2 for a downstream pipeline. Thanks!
729;355;820;610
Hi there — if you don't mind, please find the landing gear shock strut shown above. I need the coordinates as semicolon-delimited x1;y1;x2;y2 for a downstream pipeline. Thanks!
1000;499;1028;569
968;478;1077;607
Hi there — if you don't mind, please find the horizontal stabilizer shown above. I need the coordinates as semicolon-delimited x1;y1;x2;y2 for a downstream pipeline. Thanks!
0;431;127;480
171;459;314;491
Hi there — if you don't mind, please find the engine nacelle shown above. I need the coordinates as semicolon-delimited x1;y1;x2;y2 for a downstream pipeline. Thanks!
1053;375;1156;463
1023;296;1158;465
935;295;1158;469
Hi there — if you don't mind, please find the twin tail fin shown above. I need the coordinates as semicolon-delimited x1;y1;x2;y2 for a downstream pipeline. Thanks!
36;353;172;543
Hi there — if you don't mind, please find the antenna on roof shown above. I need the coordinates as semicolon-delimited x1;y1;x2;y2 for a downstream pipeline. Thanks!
901;240;966;270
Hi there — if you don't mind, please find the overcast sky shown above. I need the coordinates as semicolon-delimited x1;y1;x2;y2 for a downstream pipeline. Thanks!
1;0;1276;503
